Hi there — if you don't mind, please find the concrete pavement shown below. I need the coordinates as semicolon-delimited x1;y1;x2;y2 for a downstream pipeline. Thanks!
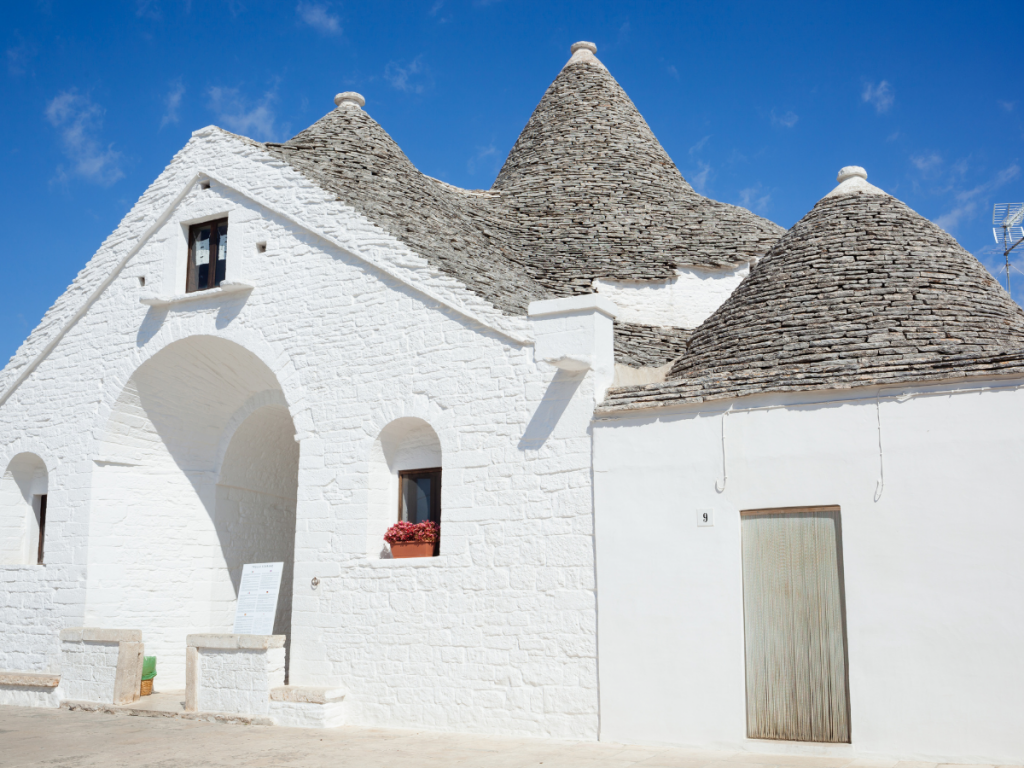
0;706;1018;768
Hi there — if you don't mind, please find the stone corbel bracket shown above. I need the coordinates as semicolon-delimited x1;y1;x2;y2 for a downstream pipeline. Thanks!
528;295;618;404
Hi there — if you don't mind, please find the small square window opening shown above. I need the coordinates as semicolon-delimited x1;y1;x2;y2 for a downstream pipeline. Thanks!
256;242;267;254
186;218;228;294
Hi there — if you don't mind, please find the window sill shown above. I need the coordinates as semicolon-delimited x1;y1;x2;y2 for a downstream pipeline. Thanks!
362;555;448;568
139;281;253;307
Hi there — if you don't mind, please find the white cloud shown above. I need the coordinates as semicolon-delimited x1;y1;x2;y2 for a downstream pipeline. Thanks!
161;79;185;128
689;162;712;195
384;56;432;94
910;153;942;173
136;0;161;19
862;80;894;113
7;41;34;76
688;135;711;156
933;164;1020;233
738;185;771;214
667;64;679;80
296;2;341;34
467;144;498;175
45;90;124;186
429;1;444;14
207;86;280;141
770;109;798;128
999;100;1015;112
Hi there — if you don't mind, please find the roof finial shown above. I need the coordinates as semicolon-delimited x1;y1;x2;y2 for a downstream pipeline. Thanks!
837;166;868;183
826;165;885;198
565;40;605;70
334;92;365;110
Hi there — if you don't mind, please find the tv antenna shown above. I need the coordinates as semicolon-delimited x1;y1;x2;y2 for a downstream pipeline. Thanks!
993;202;1024;295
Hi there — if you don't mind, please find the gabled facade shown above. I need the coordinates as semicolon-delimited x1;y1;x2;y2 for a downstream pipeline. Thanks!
2;43;1023;763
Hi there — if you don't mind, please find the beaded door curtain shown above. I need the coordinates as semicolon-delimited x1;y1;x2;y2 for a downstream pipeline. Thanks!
741;507;851;743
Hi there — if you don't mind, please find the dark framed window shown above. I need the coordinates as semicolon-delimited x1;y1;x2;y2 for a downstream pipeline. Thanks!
35;494;47;565
186;218;228;293
398;468;441;555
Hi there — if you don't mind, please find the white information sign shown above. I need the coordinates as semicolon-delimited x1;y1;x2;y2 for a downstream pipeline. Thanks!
233;562;283;635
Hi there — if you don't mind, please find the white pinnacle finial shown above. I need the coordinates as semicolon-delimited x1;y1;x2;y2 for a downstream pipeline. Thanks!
565;40;605;70
826;165;885;198
837;166;868;183
334;92;365;109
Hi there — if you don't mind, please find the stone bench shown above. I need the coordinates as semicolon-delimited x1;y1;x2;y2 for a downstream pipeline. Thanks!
59;628;144;706
0;671;61;708
269;685;347;728
185;634;285;717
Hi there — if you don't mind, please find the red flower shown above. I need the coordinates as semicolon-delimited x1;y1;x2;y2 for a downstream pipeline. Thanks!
384;521;439;545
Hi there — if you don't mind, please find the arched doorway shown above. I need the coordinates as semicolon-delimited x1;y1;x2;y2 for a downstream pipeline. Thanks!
89;336;299;689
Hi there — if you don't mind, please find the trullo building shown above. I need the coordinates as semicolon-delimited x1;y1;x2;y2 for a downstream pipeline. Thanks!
2;42;1024;764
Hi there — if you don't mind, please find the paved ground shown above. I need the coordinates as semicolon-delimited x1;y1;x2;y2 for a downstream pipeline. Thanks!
0;705;1018;768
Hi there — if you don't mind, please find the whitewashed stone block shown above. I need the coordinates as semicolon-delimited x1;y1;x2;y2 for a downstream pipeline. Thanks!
186;634;285;717
269;685;347;728
58;628;143;705
0;671;61;708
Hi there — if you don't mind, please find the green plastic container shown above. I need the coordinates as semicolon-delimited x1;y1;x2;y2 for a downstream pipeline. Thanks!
141;656;157;681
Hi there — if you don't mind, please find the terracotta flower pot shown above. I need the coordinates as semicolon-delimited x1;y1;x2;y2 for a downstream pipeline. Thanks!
390;541;435;559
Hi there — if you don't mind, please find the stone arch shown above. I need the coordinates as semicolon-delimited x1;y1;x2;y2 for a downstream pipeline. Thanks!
89;335;299;689
89;326;312;465
0;453;48;565
367;417;443;558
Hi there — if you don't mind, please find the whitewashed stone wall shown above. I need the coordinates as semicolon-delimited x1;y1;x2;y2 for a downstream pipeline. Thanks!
0;128;599;737
593;263;750;329
594;380;1024;763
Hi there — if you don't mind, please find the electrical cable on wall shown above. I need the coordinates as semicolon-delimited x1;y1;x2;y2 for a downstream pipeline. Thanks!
873;397;884;502
715;411;728;493
649;381;1024;504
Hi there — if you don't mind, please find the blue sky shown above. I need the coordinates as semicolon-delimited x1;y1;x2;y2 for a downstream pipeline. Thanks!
2;1;1023;365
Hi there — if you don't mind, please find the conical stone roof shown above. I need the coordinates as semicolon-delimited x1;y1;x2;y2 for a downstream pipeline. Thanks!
493;43;784;292
266;99;548;314
602;167;1024;412
265;43;784;320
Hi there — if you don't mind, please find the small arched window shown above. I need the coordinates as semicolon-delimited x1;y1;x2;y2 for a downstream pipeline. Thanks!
0;454;49;565
368;418;442;558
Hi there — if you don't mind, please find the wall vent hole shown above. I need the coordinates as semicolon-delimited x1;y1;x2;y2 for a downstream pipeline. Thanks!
199;181;211;190
138;276;146;287
256;242;267;254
